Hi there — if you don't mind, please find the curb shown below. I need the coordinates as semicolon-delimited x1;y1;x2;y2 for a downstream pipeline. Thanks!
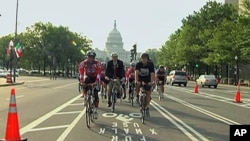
0;81;25;87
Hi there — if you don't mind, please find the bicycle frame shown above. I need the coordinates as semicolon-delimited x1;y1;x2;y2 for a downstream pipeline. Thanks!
157;81;164;100
139;83;149;124
111;79;119;112
85;84;95;128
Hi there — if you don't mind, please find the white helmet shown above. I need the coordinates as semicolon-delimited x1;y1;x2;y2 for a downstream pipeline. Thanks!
111;52;118;57
86;50;96;57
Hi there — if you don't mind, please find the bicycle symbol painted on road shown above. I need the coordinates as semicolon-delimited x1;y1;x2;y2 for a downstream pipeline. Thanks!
102;112;142;122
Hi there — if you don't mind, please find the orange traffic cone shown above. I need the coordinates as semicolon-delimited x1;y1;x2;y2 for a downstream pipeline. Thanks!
234;81;243;103
0;88;27;141
194;81;199;93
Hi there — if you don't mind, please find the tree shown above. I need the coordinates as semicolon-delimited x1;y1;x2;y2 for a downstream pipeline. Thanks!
145;48;158;66
0;22;93;76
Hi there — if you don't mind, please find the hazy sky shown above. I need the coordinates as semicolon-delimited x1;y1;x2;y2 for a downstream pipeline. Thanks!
0;0;224;52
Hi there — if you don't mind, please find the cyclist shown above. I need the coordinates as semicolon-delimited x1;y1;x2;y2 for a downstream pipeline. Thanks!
155;65;166;95
121;64;127;100
78;50;102;119
126;62;136;101
135;53;155;117
105;52;125;107
100;62;108;99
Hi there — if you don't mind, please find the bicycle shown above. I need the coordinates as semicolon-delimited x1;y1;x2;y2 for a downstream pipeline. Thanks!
100;83;107;102
110;79;120;112
128;81;136;106
139;82;150;124
156;81;164;100
85;83;96;128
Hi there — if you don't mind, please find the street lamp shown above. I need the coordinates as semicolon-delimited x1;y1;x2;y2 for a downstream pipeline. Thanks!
12;0;19;83
235;55;239;85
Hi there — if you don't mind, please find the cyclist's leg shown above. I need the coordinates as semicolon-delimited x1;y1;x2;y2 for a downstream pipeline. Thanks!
115;80;121;98
128;83;132;99
145;89;152;117
160;78;165;93
135;82;141;103
107;81;112;107
122;83;126;99
93;88;99;119
82;83;87;97
104;80;108;98
93;88;99;107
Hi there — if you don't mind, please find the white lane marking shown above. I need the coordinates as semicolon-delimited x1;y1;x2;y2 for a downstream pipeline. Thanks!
53;83;76;89
29;125;69;132
151;100;209;141
20;95;81;134
56;108;86;141
69;103;83;106
166;95;240;125
54;111;81;115
171;87;250;109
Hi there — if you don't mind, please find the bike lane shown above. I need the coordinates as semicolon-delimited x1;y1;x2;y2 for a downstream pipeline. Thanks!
19;92;210;141
64;98;192;141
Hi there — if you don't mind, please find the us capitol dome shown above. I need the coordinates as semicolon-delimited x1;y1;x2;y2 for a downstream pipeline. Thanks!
94;20;131;64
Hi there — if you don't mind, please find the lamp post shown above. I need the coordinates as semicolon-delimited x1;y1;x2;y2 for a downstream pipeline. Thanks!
235;55;239;85
13;0;19;83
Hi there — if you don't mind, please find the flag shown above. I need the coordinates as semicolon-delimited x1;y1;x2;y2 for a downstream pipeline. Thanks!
15;42;23;58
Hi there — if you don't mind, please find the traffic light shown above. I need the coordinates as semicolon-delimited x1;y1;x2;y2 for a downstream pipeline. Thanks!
195;64;199;68
130;49;134;62
133;44;137;53
132;44;137;60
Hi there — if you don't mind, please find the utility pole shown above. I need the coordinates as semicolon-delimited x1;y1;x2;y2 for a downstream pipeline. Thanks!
13;0;19;83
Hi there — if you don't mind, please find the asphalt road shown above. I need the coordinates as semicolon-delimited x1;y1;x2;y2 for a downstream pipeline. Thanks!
0;76;249;141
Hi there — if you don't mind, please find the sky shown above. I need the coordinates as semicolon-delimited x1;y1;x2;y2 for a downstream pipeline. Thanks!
0;0;224;52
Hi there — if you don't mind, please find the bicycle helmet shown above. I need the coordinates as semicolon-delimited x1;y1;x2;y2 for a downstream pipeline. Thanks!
86;50;96;57
140;52;149;59
130;62;135;66
101;62;106;66
111;52;118;57
159;65;164;68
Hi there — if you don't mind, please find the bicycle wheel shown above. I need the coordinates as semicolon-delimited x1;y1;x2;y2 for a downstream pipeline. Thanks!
131;89;134;106
85;97;91;128
140;95;146;124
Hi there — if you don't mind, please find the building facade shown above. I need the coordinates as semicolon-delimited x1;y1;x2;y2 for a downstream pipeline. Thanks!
225;0;245;13
94;21;131;64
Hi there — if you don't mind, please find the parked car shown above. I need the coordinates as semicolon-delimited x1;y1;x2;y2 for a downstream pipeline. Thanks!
7;70;19;77
166;70;188;86
196;75;218;88
0;69;7;78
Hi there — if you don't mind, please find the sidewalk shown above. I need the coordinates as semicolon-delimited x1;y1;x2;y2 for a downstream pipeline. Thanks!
0;77;25;87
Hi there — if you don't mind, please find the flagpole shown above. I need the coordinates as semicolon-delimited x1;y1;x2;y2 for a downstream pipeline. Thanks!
13;0;19;83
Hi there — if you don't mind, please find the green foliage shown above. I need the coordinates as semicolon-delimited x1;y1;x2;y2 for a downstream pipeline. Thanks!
0;22;92;72
158;0;250;74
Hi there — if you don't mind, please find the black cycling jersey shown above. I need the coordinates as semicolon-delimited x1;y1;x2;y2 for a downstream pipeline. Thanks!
135;61;155;83
156;69;166;80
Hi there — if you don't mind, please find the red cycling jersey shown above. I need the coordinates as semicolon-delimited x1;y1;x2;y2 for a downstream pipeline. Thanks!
100;66;106;78
78;59;102;81
126;68;135;80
